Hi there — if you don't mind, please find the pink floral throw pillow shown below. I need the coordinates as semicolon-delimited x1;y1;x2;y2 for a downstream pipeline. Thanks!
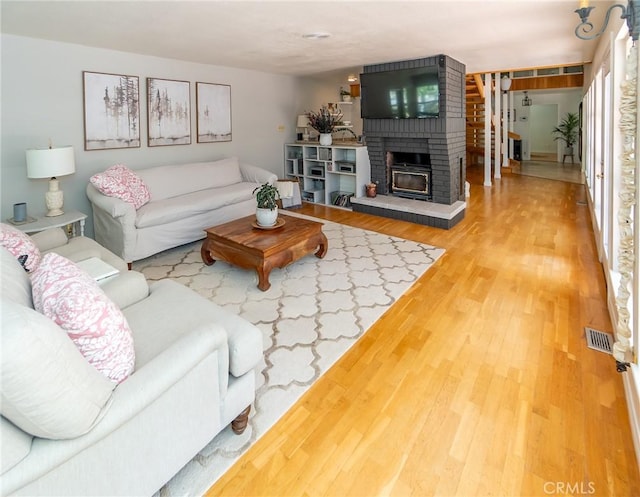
90;164;150;209
0;222;41;272
31;253;135;384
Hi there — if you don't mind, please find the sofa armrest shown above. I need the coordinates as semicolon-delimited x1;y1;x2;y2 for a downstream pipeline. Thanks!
30;228;69;252
101;271;149;309
240;163;278;185
86;184;136;219
86;184;138;262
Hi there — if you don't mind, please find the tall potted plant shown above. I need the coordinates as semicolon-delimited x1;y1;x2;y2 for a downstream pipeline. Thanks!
552;112;579;158
253;183;280;227
306;106;343;146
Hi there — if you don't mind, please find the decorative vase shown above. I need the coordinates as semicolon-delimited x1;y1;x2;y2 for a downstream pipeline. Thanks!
319;133;332;146
256;207;278;227
366;183;377;198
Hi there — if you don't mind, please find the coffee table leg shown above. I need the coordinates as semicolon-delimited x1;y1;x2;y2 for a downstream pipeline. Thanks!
256;262;272;291
201;238;216;266
315;232;328;259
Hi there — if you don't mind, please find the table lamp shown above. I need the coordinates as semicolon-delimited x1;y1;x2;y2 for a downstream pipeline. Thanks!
26;145;76;217
297;114;310;141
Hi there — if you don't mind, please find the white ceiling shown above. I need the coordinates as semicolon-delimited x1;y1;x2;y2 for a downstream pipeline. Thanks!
1;0;615;77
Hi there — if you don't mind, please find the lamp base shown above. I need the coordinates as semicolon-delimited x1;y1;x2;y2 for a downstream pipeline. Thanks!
45;178;64;217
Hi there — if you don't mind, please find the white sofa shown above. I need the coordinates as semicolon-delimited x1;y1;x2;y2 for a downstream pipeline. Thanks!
86;157;278;264
1;228;263;496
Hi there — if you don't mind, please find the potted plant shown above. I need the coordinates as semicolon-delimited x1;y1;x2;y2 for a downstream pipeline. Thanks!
306;106;343;146
253;182;280;227
340;87;351;102
552;112;579;158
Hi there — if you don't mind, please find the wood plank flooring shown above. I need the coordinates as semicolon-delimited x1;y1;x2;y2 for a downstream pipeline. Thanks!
513;160;584;185
206;165;640;496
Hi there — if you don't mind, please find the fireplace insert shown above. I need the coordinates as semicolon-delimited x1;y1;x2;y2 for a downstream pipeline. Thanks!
391;166;432;200
386;150;432;200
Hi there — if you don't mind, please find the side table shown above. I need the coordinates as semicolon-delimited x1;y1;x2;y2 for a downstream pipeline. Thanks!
9;210;87;237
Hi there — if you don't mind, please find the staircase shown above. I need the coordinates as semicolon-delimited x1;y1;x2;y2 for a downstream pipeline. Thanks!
465;74;490;167
465;74;520;171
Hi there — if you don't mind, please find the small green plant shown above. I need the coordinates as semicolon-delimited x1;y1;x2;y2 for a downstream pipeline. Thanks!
340;87;350;96
552;112;580;148
253;183;280;210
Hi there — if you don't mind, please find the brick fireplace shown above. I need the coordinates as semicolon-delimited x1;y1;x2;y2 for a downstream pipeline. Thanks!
352;54;467;229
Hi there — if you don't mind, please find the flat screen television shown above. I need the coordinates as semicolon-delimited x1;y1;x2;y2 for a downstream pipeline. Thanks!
360;66;440;119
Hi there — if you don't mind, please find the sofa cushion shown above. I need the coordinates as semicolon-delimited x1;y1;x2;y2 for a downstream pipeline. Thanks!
137;157;244;201
90;164;151;209
135;182;257;229
0;223;41;272
1;247;33;308
124;280;261;378
0;416;33;474
30;253;135;384
0;300;115;439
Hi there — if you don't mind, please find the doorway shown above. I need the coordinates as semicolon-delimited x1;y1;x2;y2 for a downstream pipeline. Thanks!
529;103;558;160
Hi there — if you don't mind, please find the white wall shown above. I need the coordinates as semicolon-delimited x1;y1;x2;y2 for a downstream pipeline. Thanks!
1;35;301;237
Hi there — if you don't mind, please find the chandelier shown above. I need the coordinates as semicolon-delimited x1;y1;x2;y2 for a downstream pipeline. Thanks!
522;91;532;107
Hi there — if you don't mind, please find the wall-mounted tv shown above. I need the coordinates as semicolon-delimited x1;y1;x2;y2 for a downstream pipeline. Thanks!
360;66;440;119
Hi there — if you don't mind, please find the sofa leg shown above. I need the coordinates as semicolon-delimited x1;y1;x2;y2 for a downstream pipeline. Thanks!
231;406;251;435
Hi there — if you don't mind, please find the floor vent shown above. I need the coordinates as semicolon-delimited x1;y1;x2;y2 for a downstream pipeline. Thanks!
585;327;614;354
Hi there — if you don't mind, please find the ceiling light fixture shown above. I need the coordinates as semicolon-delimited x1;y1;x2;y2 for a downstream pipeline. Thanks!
347;74;358;82
574;0;640;40
302;32;331;40
522;91;532;107
500;75;511;93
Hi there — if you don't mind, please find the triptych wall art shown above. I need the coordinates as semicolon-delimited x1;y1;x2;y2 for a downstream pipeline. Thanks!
82;71;232;151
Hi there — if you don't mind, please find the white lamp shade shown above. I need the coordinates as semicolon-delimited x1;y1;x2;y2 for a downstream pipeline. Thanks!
297;115;310;128
26;146;76;179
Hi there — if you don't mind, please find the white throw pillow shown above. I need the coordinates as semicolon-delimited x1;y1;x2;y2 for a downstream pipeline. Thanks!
30;253;136;384
0;300;115;439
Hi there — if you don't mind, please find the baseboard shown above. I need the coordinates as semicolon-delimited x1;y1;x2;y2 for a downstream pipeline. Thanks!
623;368;640;467
588;189;640;470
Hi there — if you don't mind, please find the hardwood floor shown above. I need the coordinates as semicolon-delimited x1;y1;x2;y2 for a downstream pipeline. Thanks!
206;165;640;496
512;160;584;185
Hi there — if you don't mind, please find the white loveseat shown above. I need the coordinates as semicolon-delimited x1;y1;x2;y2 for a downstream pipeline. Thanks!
1;228;263;496
86;157;278;264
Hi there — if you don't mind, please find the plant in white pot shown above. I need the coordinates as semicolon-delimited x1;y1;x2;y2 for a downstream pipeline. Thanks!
552;112;579;158
307;105;343;146
253;183;280;227
340;87;352;102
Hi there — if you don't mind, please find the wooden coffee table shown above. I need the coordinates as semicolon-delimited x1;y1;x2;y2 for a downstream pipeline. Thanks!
201;213;328;291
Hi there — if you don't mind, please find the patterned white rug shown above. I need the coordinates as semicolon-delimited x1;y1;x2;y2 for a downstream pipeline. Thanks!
133;213;444;496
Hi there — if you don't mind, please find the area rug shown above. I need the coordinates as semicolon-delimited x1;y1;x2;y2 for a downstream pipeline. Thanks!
133;213;445;496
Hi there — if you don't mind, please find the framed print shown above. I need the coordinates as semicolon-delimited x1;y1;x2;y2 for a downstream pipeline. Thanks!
83;71;140;151
147;78;191;146
196;82;232;143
